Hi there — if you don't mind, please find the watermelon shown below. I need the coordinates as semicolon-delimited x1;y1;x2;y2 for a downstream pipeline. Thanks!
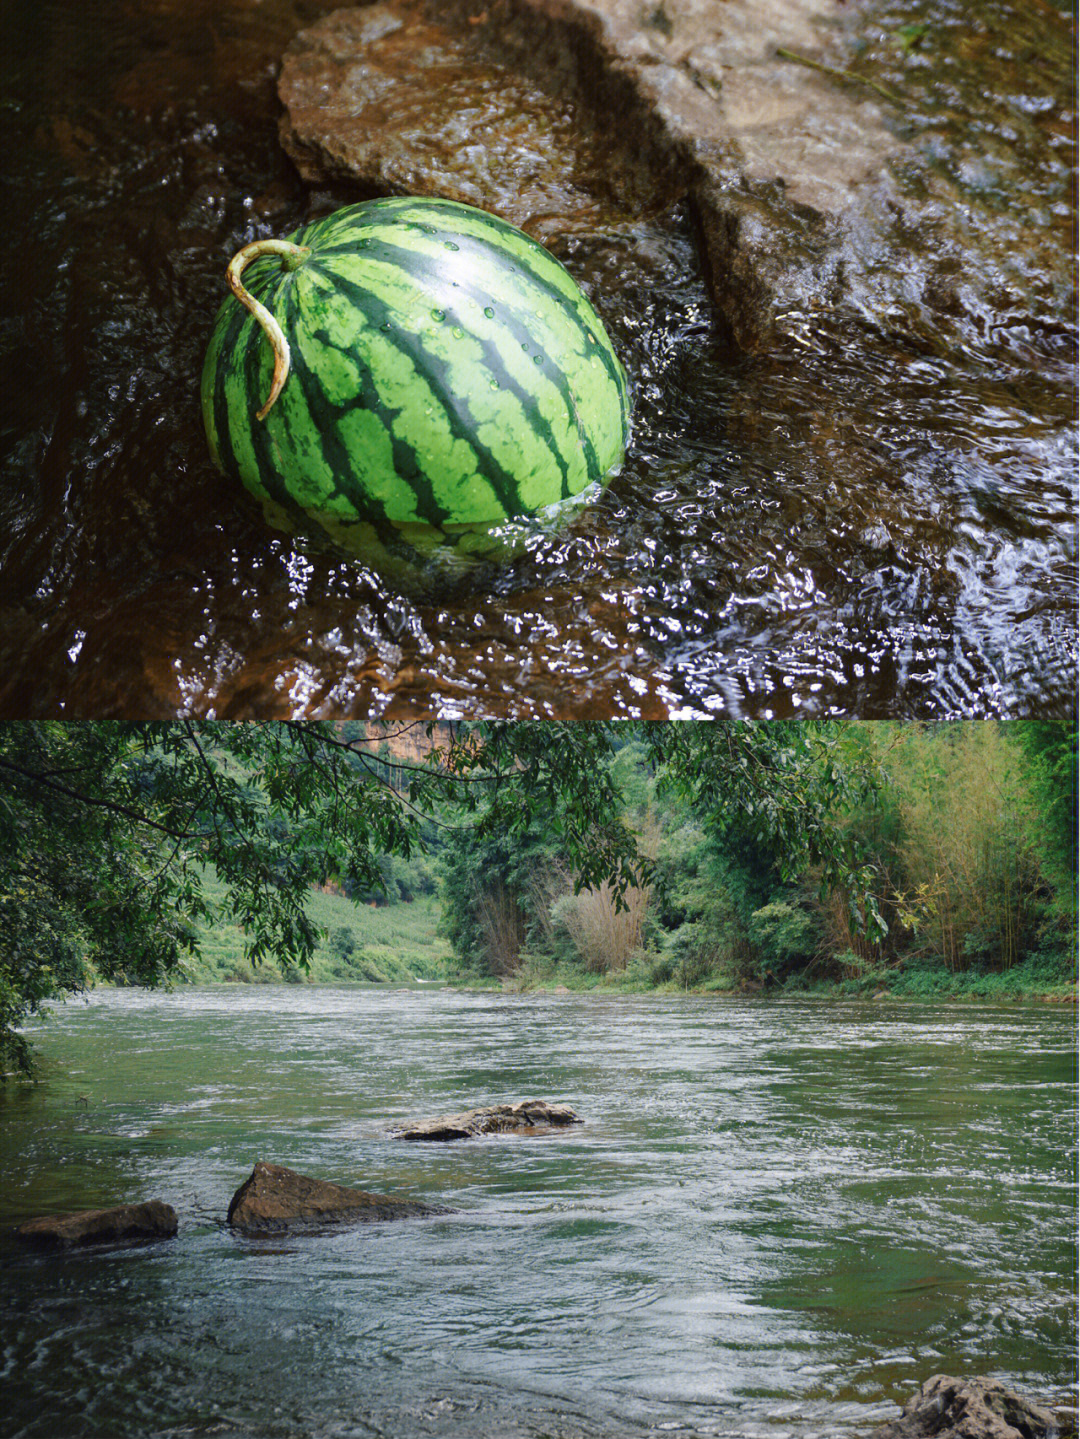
201;197;630;551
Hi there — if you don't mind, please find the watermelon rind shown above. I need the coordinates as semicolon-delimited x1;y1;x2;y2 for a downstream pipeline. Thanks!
202;196;630;550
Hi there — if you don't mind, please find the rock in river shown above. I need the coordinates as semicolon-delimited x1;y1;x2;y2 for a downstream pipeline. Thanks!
394;1099;583;1141
278;0;1075;360
869;1375;1058;1439
227;1160;448;1234
16;1200;179;1249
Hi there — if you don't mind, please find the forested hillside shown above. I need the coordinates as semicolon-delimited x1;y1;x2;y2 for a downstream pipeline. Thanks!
182;869;449;985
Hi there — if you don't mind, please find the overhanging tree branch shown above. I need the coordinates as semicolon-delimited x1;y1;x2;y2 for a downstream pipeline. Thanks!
0;756;212;841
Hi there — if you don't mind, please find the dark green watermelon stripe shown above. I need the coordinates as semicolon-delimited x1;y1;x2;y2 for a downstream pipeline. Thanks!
215;269;364;523
315;200;597;337
296;323;456;529
273;270;443;526
308;240;613;491
303;201;630;444
323;267;526;520
360;197;581;296
313;266;536;519
241;273;316;522
283;333;402;525
209;295;251;489
214;265;451;527
318;247;591;497
216;270;319;528
263;275;361;517
314;221;628;428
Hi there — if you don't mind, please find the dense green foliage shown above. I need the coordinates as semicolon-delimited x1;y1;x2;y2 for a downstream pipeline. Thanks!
202;197;629;545
185;875;449;985
0;720;640;1072
439;721;886;982
439;723;1078;999
2;720;1074;1075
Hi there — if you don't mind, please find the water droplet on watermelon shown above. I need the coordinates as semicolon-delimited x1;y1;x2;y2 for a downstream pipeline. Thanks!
489;380;500;390
484;307;495;319
452;327;464;339
444;241;460;251
431;309;445;322
533;354;543;365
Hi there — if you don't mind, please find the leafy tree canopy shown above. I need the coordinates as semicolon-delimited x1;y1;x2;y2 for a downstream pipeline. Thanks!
0;719;882;1074
641;720;887;934
0;721;638;1071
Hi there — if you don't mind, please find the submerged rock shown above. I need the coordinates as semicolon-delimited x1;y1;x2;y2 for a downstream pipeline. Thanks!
394;1099;583;1141
869;1375;1058;1439
227;1160;447;1234
16;1200;178;1249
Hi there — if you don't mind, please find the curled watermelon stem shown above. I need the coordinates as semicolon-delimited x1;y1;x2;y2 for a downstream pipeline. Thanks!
226;239;312;420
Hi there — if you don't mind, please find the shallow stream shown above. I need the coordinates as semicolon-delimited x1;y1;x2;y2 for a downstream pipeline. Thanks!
1;0;1075;716
1;988;1076;1437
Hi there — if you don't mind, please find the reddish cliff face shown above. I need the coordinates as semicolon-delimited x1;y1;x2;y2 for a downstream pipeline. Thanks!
329;722;459;770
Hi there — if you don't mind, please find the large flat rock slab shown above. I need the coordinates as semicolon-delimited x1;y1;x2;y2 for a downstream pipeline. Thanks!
16;1200;178;1249
278;0;1075;361
227;1160;448;1234
394;1099;583;1141
868;1375;1057;1439
278;3;634;242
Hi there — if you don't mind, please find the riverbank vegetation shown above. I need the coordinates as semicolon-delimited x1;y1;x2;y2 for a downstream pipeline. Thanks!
0;721;640;1071
183;872;449;985
438;723;1078;1002
1;721;1074;1074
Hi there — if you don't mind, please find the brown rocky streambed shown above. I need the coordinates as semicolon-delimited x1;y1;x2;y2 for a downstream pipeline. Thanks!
0;0;1074;717
867;1374;1061;1438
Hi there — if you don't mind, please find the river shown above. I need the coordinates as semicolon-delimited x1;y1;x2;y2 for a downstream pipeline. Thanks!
1;987;1076;1437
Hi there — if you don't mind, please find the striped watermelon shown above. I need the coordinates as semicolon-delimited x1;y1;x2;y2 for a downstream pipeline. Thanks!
201;197;629;550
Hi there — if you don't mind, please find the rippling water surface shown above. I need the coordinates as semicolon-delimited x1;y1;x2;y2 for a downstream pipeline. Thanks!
0;0;1075;717
1;988;1076;1438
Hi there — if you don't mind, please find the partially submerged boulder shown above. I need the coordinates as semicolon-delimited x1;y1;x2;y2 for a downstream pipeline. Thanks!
16;1200;178;1249
227;1161;447;1234
394;1099;583;1141
278;0;1074;360
869;1375;1057;1439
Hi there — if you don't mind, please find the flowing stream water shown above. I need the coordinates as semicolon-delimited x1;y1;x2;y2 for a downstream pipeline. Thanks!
1;987;1076;1438
1;0;1075;718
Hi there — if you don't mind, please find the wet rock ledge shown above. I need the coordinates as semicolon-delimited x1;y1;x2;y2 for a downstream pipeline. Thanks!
394;1099;583;1140
278;0;1076;359
227;1160;449;1234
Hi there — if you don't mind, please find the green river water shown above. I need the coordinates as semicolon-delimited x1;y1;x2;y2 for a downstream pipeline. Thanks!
1;988;1076;1438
